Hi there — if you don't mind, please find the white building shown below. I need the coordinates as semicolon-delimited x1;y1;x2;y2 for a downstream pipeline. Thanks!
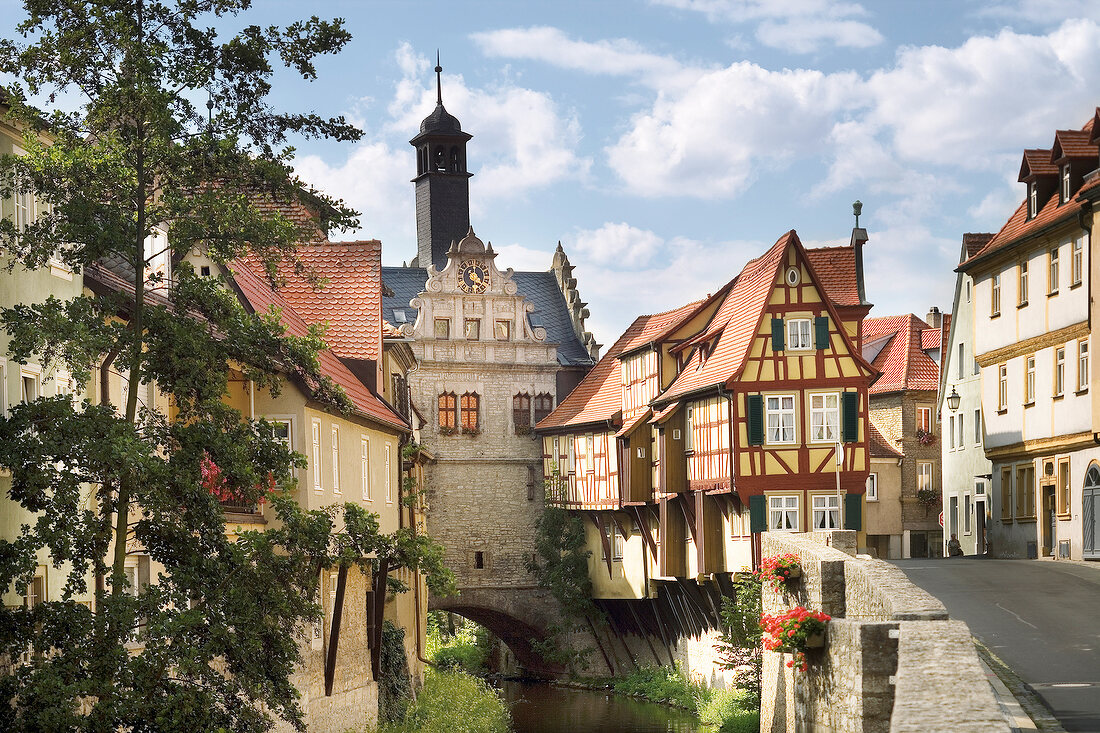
960;111;1098;560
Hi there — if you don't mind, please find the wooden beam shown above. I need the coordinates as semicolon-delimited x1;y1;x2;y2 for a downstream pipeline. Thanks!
591;514;614;580
628;601;665;667
632;506;658;556
324;564;349;697
370;558;390;681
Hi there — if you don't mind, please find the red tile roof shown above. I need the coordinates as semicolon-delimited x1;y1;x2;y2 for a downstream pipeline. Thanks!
1090;108;1100;145
1050;129;1098;161
230;257;407;432
864;314;940;395
537;300;700;430
868;420;903;458
962;233;994;263
805;246;861;307
248;241;385;363
1018;149;1057;181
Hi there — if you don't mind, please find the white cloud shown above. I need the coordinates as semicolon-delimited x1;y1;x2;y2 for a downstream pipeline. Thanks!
976;0;1100;24
573;222;666;268
651;0;884;52
862;225;958;317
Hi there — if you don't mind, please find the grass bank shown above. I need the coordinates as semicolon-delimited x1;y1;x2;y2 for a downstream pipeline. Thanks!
373;669;510;733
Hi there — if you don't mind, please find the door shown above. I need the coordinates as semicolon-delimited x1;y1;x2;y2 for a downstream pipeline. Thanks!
1042;486;1056;557
1085;465;1100;559
975;499;986;554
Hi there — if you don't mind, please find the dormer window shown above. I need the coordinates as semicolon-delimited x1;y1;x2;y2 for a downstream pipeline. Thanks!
1061;165;1071;203
1028;182;1038;218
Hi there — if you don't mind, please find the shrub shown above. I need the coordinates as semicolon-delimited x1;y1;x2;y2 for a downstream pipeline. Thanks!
698;687;760;733
383;670;510;733
378;622;413;723
426;614;488;674
611;665;709;712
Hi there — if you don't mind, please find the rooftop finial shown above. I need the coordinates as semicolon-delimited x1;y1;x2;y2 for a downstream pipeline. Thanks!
853;200;863;228
435;50;443;106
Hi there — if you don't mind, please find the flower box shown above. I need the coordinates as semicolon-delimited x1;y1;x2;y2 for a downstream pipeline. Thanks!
761;606;830;672
760;553;802;591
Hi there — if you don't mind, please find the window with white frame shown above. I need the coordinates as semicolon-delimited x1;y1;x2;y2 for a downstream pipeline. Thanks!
1079;340;1089;392
1025;356;1035;403
1018;261;1029;305
602;523;624;561
974;408;982;444
766;395;796;444
786;319;812;350
1049;247;1059;293
269;420;291;450
11;147;34;233
769;495;799;532
361;437;371;501
809;393;839;442
958;343;965;380
311;419;322;492
991;274;1001;315
964;493;972;534
918;462;932;492
1072;237;1084;286
685;405;694;452
957;413;964;449
1028;182;1038;218
20;368;39;403
998;365;1008;410
866;473;878;501
949;414;955;449
1061;165;1071;203
331;425;341;494
384;443;392;504
812;495;839;530
1055;347;1065;397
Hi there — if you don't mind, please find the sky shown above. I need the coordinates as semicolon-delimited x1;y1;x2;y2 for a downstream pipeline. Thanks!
4;0;1100;348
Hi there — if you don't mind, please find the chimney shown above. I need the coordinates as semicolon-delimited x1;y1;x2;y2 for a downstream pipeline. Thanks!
850;200;870;305
926;306;942;329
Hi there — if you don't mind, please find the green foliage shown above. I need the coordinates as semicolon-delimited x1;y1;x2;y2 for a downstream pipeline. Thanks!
378;622;413;725
378;670;510;733
0;2;451;731
698;687;760;733
611;665;710;713
716;573;763;708
426;614;488;675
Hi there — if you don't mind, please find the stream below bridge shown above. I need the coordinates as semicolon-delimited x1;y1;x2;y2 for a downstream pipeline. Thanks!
495;680;701;732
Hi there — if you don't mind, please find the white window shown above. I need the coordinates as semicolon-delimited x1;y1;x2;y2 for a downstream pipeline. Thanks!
602;524;624;561
1055;348;1065;397
1025;356;1035;403
809;393;839;442
1079;340;1089;392
1018;261;1028;305
1072;238;1084;286
311;419;322;492
11;149;34;233
270;420;291;450
1049;248;1059;293
786;319;812;350
1028;182;1038;218
974;409;982;444
20;369;39;403
963;493;972;534
361;437;371;501
384;443;392;504
998;365;1008;411
766;395;796;444
769;495;799;532
918;462;933;492
966;280;971;303
948;415;955;449
331;425;341;494
957;414;964;449
812;495;839;530
685;405;694;452
1062;165;1071;203
991;274;1001;315
866;473;878;501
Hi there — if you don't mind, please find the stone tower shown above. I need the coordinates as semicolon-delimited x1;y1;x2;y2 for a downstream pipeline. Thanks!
409;57;472;271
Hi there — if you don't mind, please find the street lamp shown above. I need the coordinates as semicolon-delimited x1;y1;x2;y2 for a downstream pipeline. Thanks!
947;386;961;412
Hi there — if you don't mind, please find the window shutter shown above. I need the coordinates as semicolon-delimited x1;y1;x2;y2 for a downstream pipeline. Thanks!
815;316;830;350
747;395;764;446
749;495;767;534
771;318;784;351
842;392;859;443
844;493;862;531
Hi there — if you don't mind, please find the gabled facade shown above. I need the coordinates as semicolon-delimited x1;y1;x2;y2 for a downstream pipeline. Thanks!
863;310;949;558
939;234;995;558
538;228;876;608
961;108;1099;561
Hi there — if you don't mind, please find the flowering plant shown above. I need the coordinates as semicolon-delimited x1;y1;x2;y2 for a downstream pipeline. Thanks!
200;452;275;508
759;553;802;591
915;429;935;446
761;607;830;671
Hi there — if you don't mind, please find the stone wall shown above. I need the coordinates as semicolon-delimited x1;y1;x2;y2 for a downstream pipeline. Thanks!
760;531;1009;733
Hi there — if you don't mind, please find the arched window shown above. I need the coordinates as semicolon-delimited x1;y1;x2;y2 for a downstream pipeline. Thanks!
513;392;531;434
461;392;480;432
438;392;457;430
433;146;446;171
534;392;554;425
450;146;461;173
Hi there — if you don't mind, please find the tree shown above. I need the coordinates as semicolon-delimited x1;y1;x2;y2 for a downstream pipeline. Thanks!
0;2;449;730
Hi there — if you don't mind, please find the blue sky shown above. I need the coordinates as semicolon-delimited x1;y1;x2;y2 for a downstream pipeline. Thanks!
4;1;1100;347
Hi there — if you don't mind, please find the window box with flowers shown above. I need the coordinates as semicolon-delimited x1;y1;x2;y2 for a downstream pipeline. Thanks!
438;425;459;436
915;429;935;446
461;425;481;436
917;487;940;512
761;606;831;672
760;553;802;592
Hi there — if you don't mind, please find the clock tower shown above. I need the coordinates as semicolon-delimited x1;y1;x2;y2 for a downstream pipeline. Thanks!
410;56;472;271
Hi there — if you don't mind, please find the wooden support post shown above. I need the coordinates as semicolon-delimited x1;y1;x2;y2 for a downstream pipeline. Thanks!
370;558;390;681
586;615;615;676
649;597;676;666
628;601;664;667
591;514;614;580
324;564;349;697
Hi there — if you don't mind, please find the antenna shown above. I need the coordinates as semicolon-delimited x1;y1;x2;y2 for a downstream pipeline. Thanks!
435;50;443;105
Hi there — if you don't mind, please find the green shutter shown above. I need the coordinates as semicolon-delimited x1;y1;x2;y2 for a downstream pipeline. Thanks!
747;395;764;446
844;493;862;531
749;495;767;534
771;318;784;351
815;316;829;349
842;392;859;443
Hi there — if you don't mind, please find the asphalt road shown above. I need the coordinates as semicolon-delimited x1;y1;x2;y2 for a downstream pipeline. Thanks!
892;558;1100;733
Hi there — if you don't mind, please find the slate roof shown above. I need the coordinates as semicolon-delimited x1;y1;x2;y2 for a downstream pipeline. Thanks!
231;258;407;432
868;421;903;458
864;314;940;395
381;266;596;367
242;241;384;363
536;300;700;431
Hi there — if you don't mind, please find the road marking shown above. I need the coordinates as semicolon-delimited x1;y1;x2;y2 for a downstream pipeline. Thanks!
1033;682;1096;688
995;602;1038;630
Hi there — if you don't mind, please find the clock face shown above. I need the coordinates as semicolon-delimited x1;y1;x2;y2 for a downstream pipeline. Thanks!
459;260;488;294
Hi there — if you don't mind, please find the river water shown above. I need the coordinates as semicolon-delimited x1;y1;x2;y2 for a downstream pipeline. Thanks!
496;680;701;733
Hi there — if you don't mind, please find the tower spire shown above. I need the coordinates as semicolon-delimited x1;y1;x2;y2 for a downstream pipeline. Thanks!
435;51;443;106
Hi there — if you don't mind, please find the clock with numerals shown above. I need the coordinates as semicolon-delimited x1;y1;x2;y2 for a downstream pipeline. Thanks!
459;259;489;294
